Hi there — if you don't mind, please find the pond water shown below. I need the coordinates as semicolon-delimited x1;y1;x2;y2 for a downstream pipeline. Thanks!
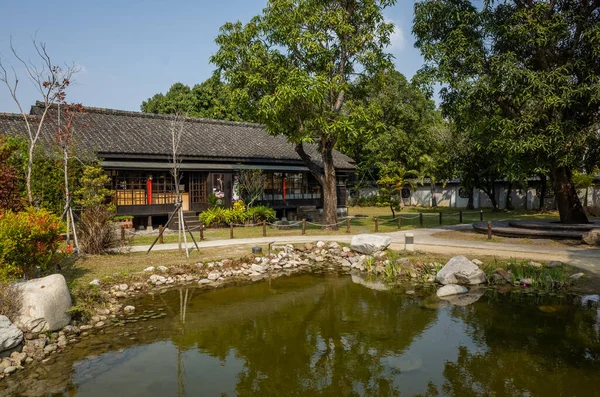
4;274;600;397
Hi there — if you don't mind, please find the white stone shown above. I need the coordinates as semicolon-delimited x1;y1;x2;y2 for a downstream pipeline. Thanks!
14;274;72;333
123;306;135;314
436;284;468;297
198;279;212;285
340;259;352;267
582;229;600;246
435;256;487;285
157;266;168;272
328;242;340;249
316;241;326;248
0;316;22;352
3;366;16;374
471;259;483;266
251;264;264;273
118;284;129;291
207;271;221;281
143;266;155;272
89;279;100;286
350;234;392;254
149;275;167;285
571;272;585;280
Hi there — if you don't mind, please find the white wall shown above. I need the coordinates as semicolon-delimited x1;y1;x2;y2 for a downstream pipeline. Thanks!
356;182;600;209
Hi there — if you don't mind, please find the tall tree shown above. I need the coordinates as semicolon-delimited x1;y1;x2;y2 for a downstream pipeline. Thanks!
0;38;77;205
141;76;255;122
340;69;448;194
413;0;600;223
211;0;396;229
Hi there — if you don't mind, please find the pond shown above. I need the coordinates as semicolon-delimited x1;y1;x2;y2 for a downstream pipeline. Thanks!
3;274;600;396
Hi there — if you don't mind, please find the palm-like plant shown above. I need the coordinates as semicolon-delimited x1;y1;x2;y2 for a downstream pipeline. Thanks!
377;162;418;217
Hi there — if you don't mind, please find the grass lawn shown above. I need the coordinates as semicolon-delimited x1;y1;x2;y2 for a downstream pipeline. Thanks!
129;206;565;246
430;229;584;247
63;243;270;286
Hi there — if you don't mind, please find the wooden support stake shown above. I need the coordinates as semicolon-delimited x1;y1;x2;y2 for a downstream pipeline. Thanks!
487;221;492;240
158;225;164;244
302;218;306;235
398;216;402;229
480;210;484;222
439;212;443;225
263;220;267;237
459;211;463;224
419;213;423;227
346;217;350;233
199;223;204;241
375;217;379;233
230;223;234;239
120;227;125;243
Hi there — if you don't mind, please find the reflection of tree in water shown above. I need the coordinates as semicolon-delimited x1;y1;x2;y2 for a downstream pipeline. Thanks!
440;293;600;397
171;275;438;396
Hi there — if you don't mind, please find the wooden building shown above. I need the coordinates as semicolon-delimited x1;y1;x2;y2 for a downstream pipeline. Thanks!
0;103;355;228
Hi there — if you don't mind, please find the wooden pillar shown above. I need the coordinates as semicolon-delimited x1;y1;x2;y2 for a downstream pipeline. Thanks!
397;216;402;229
439;212;443;225
158;225;164;244
346;217;350;233
459;211;463;224
199;223;204;241
375;217;379;233
480;210;484;222
487;221;492;240
120;227;125;244
419;213;423;227
230;223;234;239
302;218;306;235
263;220;267;237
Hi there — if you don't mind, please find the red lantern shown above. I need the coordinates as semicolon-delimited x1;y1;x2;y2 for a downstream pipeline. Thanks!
147;176;153;205
283;177;287;201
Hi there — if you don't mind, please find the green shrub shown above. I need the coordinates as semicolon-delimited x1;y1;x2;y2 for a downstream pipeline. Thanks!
0;208;65;280
113;215;134;221
247;205;276;222
199;207;228;227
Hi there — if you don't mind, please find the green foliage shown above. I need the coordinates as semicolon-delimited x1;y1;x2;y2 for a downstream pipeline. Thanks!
199;204;276;227
0;208;65;280
341;69;451;185
68;284;107;322
74;164;113;209
113;215;134;221
413;0;600;222
208;193;224;208
199;207;228;227
247;205;276;222
141;76;256;122
0;136;25;212
377;163;418;217
211;0;397;227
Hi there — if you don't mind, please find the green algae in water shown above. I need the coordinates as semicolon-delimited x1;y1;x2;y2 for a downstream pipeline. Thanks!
3;274;600;397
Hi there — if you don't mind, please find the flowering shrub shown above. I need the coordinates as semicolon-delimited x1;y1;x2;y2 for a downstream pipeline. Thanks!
0;208;64;280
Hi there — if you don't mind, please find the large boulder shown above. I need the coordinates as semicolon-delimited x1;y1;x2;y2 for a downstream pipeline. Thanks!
350;234;392;254
436;256;487;285
582;229;600;246
13;274;72;333
0;316;23;353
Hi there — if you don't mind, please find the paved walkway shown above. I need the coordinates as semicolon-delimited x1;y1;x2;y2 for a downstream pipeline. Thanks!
130;225;600;274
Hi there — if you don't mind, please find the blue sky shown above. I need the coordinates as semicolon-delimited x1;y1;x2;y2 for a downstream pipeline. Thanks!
0;0;424;113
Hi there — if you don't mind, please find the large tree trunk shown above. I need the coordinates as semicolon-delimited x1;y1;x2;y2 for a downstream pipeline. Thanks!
539;174;546;211
551;166;588;224
430;181;437;207
321;148;339;231
295;141;338;230
467;189;474;210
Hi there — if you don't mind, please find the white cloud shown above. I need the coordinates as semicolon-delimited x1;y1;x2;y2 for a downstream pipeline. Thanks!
385;17;406;52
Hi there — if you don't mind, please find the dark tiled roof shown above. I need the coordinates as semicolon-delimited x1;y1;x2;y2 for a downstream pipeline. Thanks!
0;103;355;170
